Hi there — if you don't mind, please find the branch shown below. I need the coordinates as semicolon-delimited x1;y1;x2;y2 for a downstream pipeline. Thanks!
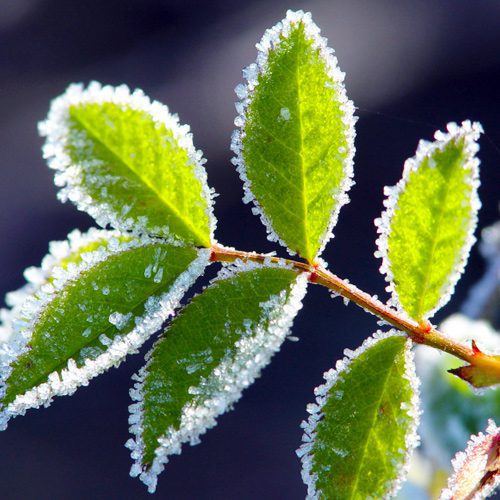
210;243;500;387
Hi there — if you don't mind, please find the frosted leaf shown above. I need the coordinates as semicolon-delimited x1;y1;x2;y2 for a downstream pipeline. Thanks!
298;330;421;499
127;265;308;493
39;82;217;246
375;121;482;321
231;10;356;262
0;228;119;357
441;420;500;500
0;229;210;431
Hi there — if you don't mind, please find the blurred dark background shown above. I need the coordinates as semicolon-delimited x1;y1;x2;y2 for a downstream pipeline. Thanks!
0;1;499;499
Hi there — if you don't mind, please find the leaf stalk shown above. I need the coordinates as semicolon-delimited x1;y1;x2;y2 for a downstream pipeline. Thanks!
210;243;500;386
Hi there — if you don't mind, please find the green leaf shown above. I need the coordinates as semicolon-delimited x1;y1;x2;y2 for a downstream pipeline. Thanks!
127;264;308;493
232;10;355;262
39;82;215;247
441;420;500;500
0;228;129;346
298;332;420;499
375;121;482;322
0;230;209;430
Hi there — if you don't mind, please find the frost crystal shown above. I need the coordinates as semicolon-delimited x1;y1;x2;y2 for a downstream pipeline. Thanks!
0;229;210;431
38;81;217;243
279;107;291;121
214;252;293;284
126;269;309;493
441;420;500;500
297;330;421;499
374;121;483;317
230;10;356;257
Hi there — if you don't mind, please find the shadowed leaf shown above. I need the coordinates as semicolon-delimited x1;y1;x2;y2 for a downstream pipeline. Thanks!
298;332;420;499
127;264;308;493
0;230;209;430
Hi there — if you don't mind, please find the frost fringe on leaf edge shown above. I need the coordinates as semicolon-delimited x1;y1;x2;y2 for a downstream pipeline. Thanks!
230;9;356;259
126;261;309;493
297;330;421;499
440;419;499;500
0;228;118;348
39;81;217;245
374;121;482;320
0;229;210;431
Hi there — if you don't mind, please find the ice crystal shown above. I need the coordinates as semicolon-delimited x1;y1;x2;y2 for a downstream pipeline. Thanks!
441;420;499;500
0;232;210;430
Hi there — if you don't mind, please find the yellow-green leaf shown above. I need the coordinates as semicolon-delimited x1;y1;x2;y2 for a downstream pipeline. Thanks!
232;10;355;262
39;82;216;246
376;121;482;321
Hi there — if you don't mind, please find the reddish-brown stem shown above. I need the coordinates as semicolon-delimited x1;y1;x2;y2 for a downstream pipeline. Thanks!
210;243;500;381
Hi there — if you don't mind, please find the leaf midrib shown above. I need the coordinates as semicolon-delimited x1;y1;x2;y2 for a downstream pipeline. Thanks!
70;109;210;247
293;29;312;261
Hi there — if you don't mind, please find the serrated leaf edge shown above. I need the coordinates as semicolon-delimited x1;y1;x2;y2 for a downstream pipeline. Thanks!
440;419;500;500
39;81;217;245
230;9;356;259
0;232;210;430
126;266;308;493
374;120;482;320
297;330;421;499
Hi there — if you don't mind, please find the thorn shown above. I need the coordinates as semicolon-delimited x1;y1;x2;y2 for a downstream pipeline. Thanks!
472;339;483;355
449;362;500;389
308;272;319;283
209;245;219;262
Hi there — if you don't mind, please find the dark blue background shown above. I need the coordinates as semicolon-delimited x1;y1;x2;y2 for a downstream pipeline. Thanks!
0;1;499;499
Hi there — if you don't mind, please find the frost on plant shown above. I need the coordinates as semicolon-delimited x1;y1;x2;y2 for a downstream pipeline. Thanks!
441;420;500;500
0;230;210;430
375;121;482;322
126;265;308;493
39;82;217;247
231;9;356;262
0;8;498;499
298;331;421;499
